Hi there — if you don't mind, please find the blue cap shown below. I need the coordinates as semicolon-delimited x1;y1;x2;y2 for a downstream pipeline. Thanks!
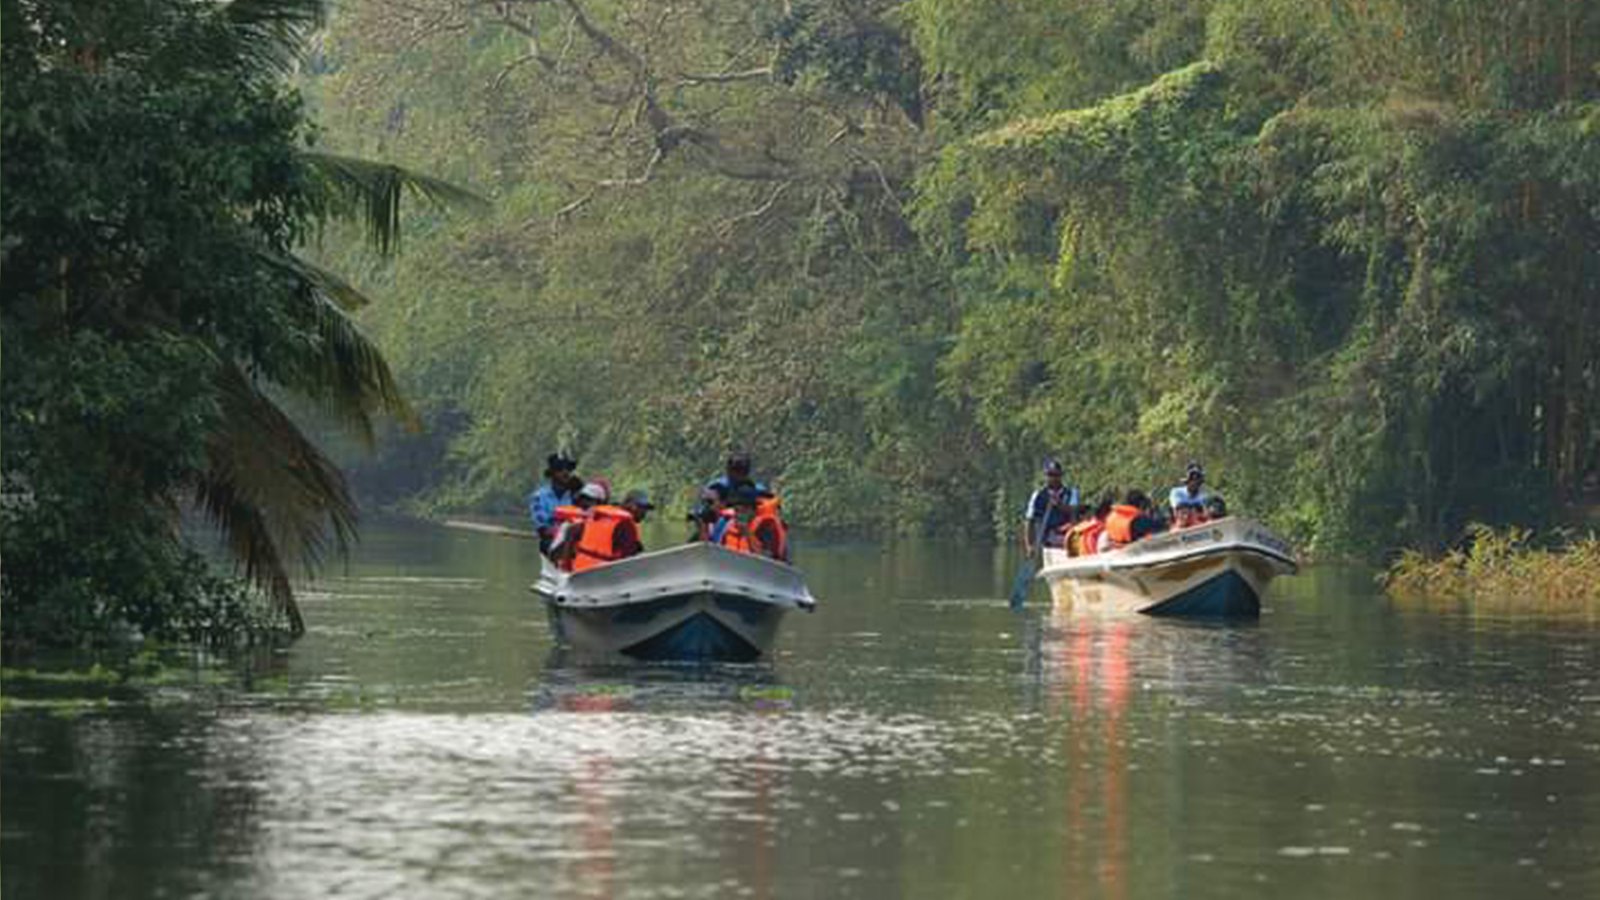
1043;458;1063;476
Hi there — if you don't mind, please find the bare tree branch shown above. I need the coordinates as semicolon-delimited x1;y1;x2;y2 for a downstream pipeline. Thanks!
716;181;792;237
678;67;773;87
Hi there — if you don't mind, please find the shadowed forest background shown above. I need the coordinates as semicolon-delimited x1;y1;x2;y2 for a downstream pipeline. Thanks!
4;0;1598;647
309;0;1599;555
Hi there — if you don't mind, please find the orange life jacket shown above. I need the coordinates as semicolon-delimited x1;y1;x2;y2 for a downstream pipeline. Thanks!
1068;519;1103;557
554;505;585;524
1103;504;1142;547
716;510;753;554
749;509;788;562
572;505;641;572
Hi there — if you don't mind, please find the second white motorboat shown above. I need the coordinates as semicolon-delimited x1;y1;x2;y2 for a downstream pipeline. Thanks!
1036;516;1297;617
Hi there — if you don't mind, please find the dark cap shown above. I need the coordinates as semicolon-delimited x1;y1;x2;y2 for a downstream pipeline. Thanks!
1185;461;1204;480
621;489;655;509
727;451;752;470
546;452;578;472
1043;458;1063;476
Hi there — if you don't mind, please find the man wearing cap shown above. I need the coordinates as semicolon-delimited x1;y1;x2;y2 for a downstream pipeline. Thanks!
705;451;768;504
1168;462;1216;529
1023;459;1081;557
689;452;769;541
529;452;583;555
617;489;655;557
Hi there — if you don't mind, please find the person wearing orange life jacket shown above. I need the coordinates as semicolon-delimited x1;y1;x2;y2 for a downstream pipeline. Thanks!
1099;490;1165;553
1067;494;1115;557
572;500;644;572
711;485;787;561
549;482;606;571
607;489;655;557
750;493;790;563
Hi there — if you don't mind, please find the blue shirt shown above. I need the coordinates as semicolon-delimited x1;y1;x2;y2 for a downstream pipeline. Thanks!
705;474;769;500
1024;484;1079;535
529;481;575;533
1168;484;1212;511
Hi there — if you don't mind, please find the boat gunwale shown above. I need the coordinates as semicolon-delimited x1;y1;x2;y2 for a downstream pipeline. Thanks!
533;541;816;611
1039;540;1298;581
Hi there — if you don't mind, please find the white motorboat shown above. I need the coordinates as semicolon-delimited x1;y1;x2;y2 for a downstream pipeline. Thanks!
1036;516;1297;617
533;542;817;662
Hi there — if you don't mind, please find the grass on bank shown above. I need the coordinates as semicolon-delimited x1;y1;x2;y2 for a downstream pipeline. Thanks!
1383;525;1600;607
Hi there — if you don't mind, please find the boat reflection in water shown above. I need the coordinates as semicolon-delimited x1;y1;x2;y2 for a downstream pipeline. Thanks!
1038;609;1134;900
530;659;790;900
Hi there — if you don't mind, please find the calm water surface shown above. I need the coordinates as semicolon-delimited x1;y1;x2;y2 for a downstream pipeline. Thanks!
4;520;1600;899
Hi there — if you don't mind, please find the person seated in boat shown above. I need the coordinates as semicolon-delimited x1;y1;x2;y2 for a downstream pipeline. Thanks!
1168;462;1215;529
1100;490;1165;552
1022;458;1080;556
1068;494;1115;557
754;491;790;563
549;482;607;570
529;452;583;555
1205;495;1228;520
617;489;656;556
571;487;646;572
711;485;788;561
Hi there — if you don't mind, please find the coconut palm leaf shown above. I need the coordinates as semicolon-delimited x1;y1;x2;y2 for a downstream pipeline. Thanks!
304;151;490;256
256;245;373;312
194;361;364;635
253;245;418;444
218;0;327;79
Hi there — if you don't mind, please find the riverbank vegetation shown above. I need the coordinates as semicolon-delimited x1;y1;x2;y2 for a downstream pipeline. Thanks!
1384;526;1600;608
0;0;472;650
310;0;1599;554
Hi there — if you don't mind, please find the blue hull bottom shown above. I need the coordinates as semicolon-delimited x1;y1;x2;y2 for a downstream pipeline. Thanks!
1144;570;1260;617
621;611;763;662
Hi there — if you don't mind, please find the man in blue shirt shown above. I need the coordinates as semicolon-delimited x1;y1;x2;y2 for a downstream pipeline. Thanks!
1023;458;1080;555
1168;461;1215;528
690;451;768;540
528;452;582;554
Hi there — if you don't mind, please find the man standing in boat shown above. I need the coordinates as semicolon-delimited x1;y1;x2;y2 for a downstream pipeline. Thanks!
1168;461;1215;529
529;452;583;555
1023;458;1080;557
689;451;768;541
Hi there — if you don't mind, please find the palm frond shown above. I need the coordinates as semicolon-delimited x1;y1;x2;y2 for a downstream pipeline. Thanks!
251;246;419;443
257;244;373;311
303;151;490;256
219;0;327;79
194;361;365;635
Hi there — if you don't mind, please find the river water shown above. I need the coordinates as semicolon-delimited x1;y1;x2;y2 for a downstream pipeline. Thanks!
4;520;1599;899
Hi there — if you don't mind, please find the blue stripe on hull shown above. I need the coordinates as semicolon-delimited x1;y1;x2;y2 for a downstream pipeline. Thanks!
621;611;762;662
1143;570;1260;618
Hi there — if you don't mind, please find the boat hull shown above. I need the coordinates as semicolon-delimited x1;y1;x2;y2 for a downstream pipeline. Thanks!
1038;517;1296;618
534;542;815;662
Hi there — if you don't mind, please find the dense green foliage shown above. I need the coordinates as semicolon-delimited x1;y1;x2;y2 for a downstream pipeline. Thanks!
1386;525;1600;610
1;0;461;648
310;0;1598;554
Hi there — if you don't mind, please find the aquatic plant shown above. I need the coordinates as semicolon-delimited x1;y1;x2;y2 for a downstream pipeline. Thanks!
1383;525;1600;608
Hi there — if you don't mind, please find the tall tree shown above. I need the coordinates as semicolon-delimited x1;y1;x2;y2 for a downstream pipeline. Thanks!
1;0;479;645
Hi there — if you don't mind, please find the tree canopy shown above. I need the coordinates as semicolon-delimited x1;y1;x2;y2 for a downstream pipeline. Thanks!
1;0;472;647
